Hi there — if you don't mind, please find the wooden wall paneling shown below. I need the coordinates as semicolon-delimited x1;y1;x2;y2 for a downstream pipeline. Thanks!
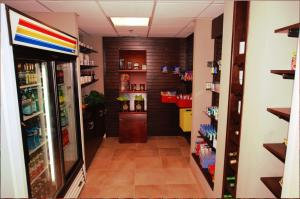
103;37;189;137
222;2;249;198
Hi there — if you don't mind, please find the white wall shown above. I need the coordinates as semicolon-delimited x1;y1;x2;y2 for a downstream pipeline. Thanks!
237;1;299;197
26;12;78;38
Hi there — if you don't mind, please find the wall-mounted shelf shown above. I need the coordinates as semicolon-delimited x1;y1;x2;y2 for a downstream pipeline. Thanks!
80;65;98;69
203;111;218;121
261;177;282;198
192;153;214;189
263;143;286;163
81;79;98;88
79;45;98;54
267;108;290;121
271;70;295;79
274;23;300;37
198;130;216;151
118;70;147;73
119;111;147;114
120;90;147;94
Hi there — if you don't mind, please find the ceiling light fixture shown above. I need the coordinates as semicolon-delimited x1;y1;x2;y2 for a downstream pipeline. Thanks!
111;17;149;26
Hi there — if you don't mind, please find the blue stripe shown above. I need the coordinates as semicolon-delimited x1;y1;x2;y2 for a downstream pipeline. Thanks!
15;34;75;53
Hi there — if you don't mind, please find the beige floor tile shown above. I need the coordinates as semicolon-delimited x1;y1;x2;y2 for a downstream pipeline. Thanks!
115;143;137;150
136;148;159;157
136;140;157;150
94;148;115;160
162;156;189;168
95;184;135;198
159;148;182;156
155;139;181;148
82;136;203;198
109;159;136;171
166;184;204;198
103;170;135;186
112;149;136;161
85;168;107;185
101;137;118;148
135;168;167;185
135;157;163;169
165;168;197;184
88;158;112;170
135;185;167;198
79;184;102;198
180;146;191;157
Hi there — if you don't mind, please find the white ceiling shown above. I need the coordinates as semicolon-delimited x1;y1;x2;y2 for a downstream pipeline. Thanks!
1;0;224;38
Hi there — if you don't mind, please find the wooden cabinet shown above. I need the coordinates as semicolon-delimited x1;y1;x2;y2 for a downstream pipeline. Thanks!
83;105;105;169
119;112;147;143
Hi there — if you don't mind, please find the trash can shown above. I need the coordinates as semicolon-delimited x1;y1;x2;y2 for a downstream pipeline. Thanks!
179;108;192;132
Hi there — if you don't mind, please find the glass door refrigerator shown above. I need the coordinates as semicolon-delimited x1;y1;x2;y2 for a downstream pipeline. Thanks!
1;5;85;198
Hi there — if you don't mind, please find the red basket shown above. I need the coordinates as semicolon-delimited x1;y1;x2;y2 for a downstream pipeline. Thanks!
161;95;177;103
176;99;192;108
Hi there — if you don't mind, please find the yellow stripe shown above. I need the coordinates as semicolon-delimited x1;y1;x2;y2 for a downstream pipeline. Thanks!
16;26;76;49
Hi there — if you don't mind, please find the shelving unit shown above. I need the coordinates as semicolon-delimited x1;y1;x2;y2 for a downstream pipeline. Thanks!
192;13;223;191
192;153;214;189
198;130;216;151
270;70;295;79
263;143;286;163
79;43;98;88
261;22;298;198
261;177;282;198
118;50;147;143
79;44;98;54
81;79;99;88
222;2;249;198
267;108;290;121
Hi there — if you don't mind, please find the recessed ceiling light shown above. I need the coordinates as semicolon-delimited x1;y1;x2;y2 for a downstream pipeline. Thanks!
111;17;149;26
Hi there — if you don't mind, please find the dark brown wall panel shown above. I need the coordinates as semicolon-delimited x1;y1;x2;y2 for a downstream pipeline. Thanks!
103;37;189;137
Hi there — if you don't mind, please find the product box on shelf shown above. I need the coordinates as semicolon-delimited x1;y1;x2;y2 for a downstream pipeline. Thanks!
160;91;177;103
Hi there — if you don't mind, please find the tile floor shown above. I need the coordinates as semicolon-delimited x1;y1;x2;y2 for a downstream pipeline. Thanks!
79;136;205;198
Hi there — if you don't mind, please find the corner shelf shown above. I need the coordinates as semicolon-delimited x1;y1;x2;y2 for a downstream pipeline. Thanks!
271;70;295;79
81;79;98;88
261;177;282;198
192;153;214;189
263;143;286;163
267;108;290;121
198;130;216;151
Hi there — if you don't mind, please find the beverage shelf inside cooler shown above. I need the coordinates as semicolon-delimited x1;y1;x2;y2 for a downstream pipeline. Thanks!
30;165;49;185
29;139;47;156
23;111;43;122
20;83;41;89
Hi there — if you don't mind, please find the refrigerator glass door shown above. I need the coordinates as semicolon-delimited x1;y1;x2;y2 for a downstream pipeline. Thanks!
56;62;79;175
17;61;63;198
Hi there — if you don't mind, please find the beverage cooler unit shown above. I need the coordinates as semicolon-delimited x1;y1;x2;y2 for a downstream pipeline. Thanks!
1;5;85;198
